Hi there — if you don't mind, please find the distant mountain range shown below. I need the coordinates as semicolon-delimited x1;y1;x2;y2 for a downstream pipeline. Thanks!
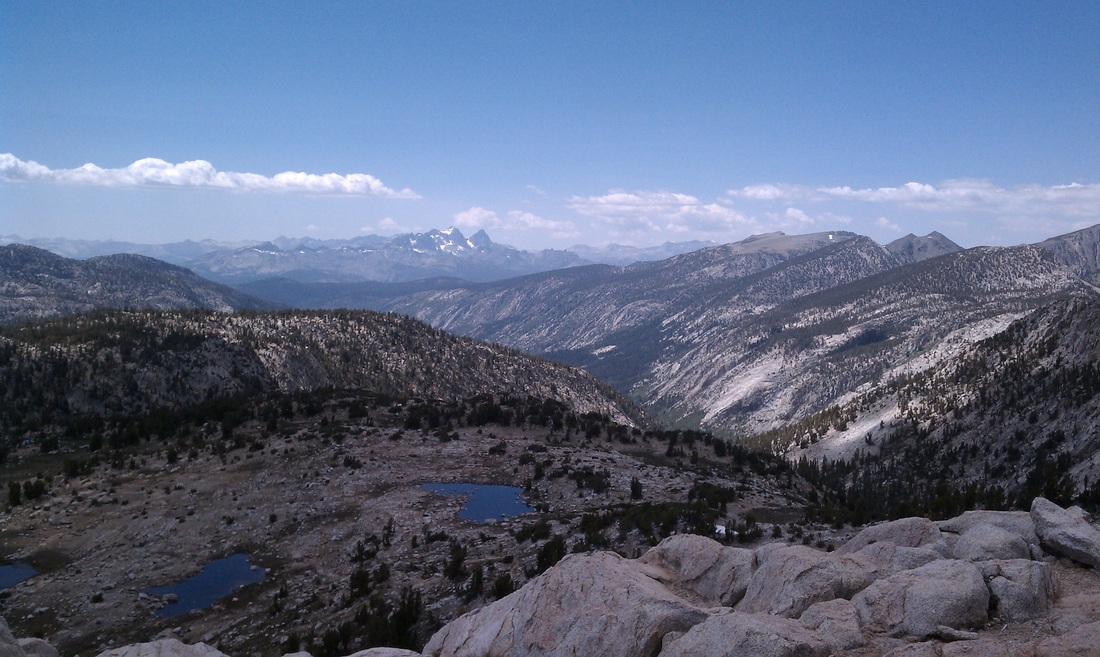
185;227;586;283
236;225;1100;442
6;222;1100;462
0;244;278;324
0;228;714;284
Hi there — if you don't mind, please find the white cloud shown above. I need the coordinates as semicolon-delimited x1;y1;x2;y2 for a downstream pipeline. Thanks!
365;217;415;235
875;216;902;232
821;181;944;204
726;177;1100;218
568;189;757;235
560;179;1100;246
761;207;825;231
569;189;700;217
824;212;854;225
784;207;814;225
453;207;578;238
728;183;805;201
453;206;502;230
507;211;578;236
0;153;419;198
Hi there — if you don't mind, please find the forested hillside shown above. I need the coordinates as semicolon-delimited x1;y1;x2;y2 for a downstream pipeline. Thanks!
0;244;278;324
756;295;1100;523
0;308;643;451
300;232;1097;438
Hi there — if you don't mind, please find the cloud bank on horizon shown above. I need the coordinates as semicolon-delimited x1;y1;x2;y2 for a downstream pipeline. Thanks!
0;153;419;199
557;180;1100;242
729;180;1100;218
411;179;1100;248
453;207;579;239
4;152;1099;248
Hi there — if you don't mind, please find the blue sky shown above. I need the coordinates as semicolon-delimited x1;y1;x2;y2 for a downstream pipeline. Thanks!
2;1;1098;250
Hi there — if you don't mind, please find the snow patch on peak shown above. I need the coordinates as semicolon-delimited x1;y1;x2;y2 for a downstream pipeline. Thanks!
467;229;494;250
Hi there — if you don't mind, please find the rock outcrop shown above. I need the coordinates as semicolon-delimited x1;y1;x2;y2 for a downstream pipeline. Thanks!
979;559;1058;622
938;510;1040;548
851;559;990;637
0;631;25;657
637;533;755;605
95;640;230;657
1031;496;1100;568
949;523;1032;562
13;497;1100;657
421;551;709;657
835;517;950;555
418;497;1096;657
852;541;943;575
0;619;56;657
15;641;57;657
736;545;876;617
797;598;865;650
659;611;831;657
90;640;419;657
0;616;54;655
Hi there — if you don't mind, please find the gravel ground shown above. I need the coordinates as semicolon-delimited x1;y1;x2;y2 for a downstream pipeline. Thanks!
0;401;804;656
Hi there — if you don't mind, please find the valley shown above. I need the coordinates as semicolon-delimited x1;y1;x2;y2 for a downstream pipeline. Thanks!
0;388;808;656
3;224;1100;657
237;227;1100;445
0;228;715;286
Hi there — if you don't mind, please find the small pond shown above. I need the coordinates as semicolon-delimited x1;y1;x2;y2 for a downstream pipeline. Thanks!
145;553;265;618
0;564;37;589
422;483;534;522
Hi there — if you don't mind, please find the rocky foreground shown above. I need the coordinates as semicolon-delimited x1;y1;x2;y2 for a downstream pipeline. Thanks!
11;496;1100;657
